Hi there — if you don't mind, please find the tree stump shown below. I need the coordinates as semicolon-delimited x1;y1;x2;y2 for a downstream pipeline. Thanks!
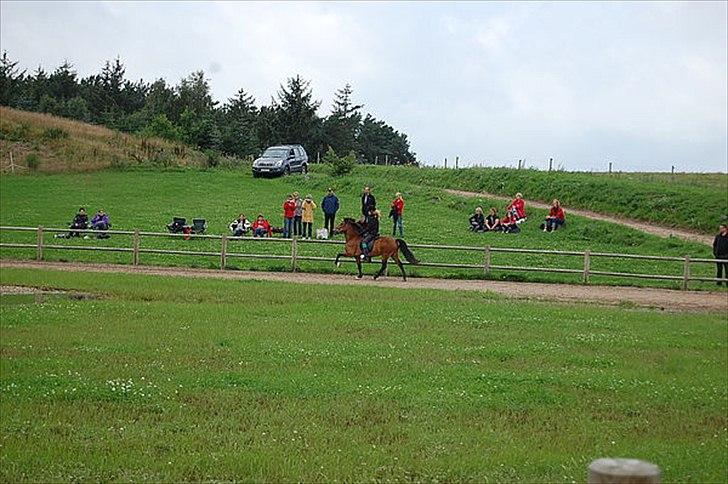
588;458;661;484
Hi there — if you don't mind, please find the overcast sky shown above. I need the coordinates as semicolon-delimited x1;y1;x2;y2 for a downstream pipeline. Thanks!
1;1;726;171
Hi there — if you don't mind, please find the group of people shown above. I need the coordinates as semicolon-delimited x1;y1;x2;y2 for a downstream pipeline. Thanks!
56;207;111;239
227;187;406;248
469;193;566;234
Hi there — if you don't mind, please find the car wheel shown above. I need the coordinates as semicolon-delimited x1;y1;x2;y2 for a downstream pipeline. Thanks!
253;172;260;178
284;165;291;176
302;164;308;174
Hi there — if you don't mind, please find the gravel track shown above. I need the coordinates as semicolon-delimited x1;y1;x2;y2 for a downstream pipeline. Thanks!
444;189;713;246
2;260;726;312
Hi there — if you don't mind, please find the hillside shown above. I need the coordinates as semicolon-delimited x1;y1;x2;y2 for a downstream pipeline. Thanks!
0;107;207;172
359;166;728;234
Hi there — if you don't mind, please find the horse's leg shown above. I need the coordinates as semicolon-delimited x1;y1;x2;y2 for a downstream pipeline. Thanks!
392;252;407;281
374;256;388;280
335;253;347;267
356;257;363;278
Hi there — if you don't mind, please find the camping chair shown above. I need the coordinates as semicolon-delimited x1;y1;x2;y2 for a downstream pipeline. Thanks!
190;219;207;234
167;217;186;234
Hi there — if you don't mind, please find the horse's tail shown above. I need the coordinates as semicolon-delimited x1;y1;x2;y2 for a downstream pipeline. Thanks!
396;239;419;264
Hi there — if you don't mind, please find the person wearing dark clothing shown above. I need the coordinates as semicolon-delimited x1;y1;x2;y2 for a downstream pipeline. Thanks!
359;208;380;261
361;186;376;216
484;208;500;231
713;224;728;286
56;207;88;239
469;207;485;232
321;188;339;235
293;192;303;237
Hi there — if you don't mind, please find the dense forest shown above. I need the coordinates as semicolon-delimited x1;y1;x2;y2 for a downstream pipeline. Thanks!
0;52;416;164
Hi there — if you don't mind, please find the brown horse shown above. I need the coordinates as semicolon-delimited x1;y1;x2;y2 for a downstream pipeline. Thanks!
333;218;419;280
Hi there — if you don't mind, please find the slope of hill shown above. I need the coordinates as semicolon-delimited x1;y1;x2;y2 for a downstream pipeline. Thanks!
0;107;207;172
359;166;728;234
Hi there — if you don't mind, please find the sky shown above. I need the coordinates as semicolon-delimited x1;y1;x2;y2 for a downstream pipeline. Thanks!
1;1;726;172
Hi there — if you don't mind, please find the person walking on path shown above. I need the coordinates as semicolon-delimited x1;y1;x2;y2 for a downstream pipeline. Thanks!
282;195;296;238
713;223;728;286
361;186;376;216
293;191;303;237
321;188;339;235
301;194;317;239
390;192;405;237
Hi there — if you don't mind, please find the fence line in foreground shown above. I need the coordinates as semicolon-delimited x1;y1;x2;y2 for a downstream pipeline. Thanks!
1;225;726;289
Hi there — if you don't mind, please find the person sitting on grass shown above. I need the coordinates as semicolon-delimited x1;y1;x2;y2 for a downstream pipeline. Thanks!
500;211;520;233
89;209;111;239
469;207;485;232
507;192;527;223
229;213;251;236
56;207;88;239
542;199;565;232
252;214;272;237
484;207;500;232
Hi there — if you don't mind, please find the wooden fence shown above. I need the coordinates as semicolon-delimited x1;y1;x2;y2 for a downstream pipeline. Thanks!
1;225;726;289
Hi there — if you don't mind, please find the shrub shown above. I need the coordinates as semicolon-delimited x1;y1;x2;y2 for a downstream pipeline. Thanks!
204;149;221;168
325;147;356;177
25;153;41;171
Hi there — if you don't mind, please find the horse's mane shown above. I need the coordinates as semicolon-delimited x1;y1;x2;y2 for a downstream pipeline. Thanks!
342;217;365;235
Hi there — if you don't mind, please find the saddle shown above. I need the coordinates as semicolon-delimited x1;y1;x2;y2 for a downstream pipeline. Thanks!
360;236;380;250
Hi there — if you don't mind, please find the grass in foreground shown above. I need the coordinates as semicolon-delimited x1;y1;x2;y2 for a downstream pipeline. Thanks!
1;268;726;482
0;168;721;290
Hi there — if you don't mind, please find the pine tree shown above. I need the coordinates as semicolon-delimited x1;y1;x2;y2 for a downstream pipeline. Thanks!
274;75;322;155
220;88;260;158
0;51;26;106
324;83;362;157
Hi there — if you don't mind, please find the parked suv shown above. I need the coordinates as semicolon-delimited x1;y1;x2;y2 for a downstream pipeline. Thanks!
252;145;309;177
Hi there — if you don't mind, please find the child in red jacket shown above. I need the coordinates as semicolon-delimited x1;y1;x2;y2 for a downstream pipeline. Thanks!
252;214;272;237
282;195;296;238
507;193;527;222
542;199;565;232
390;192;405;236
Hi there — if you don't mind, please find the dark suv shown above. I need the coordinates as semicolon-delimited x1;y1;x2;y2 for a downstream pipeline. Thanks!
252;145;309;177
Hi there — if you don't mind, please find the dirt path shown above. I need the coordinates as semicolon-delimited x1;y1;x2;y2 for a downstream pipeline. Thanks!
445;189;713;246
2;260;726;313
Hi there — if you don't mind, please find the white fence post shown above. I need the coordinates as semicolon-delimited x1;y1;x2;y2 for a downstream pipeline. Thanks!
583;250;591;284
132;229;140;266
36;226;44;261
291;237;298;272
682;255;690;290
220;234;228;271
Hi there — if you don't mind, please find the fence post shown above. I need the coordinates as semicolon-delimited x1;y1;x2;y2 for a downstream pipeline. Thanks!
588;458;660;484
483;246;491;275
682;255;690;290
583;250;591;284
36;226;44;261
291;237;298;272
220;234;228;271
549;158;553;171
132;229;140;266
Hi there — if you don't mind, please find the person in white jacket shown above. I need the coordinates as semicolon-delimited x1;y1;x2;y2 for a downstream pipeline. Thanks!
229;213;251;236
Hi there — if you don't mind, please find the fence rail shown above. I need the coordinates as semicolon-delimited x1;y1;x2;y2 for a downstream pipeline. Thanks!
1;225;726;289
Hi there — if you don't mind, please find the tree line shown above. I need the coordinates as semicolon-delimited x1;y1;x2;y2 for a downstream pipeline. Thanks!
0;52;416;164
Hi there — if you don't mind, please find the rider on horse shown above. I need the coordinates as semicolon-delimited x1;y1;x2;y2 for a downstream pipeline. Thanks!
359;207;380;262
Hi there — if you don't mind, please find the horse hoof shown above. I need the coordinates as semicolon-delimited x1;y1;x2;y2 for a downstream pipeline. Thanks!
356;275;362;279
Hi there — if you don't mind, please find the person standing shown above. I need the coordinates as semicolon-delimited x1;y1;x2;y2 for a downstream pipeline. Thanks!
301;194;317;239
293;191;303;237
321;188;339;235
361;186;376;216
713;223;728;286
390;192;405;237
282;194;296;238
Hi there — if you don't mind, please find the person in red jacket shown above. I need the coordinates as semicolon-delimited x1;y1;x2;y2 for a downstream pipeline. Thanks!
543;199;565;232
506;192;527;221
390;192;405;236
252;214;272;237
282;194;296;238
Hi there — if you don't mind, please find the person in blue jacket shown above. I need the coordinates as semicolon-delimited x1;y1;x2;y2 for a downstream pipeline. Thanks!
321;188;340;235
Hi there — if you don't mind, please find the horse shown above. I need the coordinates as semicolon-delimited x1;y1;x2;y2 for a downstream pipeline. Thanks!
333;217;419;280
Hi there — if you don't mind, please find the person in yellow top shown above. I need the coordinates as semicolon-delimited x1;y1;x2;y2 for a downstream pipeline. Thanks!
301;194;317;239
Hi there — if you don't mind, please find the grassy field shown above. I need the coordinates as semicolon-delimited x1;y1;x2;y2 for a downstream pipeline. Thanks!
0;268;726;481
364;165;728;234
0;167;722;290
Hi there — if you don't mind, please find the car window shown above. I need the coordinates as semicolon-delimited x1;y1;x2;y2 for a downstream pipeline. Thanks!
262;148;288;158
295;147;302;158
289;149;295;158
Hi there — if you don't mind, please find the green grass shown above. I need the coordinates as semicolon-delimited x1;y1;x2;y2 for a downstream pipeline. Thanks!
1;268;726;482
0;167;722;290
363;165;728;234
